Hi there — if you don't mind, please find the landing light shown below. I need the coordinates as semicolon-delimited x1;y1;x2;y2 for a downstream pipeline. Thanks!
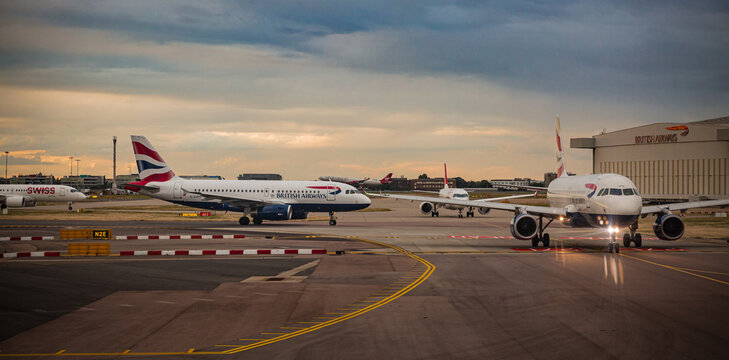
558;216;564;222
607;226;620;234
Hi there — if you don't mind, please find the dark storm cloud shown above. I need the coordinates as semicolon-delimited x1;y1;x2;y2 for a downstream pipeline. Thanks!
1;0;728;106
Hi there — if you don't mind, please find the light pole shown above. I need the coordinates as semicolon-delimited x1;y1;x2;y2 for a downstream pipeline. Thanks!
4;151;7;180
69;156;74;176
75;159;80;176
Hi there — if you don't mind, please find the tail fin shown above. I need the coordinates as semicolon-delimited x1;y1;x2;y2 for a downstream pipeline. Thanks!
443;163;449;189
380;173;393;184
555;116;568;177
130;135;178;182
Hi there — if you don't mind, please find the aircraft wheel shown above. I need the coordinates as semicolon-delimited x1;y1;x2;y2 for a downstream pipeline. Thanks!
615;244;620;253
531;237;539;247
623;233;632;247
634;233;642;248
435;211;439;217
542;233;550;247
253;217;263;225
68;205;73;211
239;217;250;226
329;219;337;226
607;243;614;253
431;212;436;217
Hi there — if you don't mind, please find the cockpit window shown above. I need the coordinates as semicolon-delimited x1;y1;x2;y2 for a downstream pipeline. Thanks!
70;189;78;193
453;193;468;198
609;188;622;195
598;188;607;196
623;188;634;196
633;188;640;196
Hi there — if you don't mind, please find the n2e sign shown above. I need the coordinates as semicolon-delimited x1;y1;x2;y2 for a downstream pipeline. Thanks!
93;230;110;239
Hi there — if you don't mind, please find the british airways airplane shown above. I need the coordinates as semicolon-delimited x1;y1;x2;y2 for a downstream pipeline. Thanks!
124;136;371;226
0;184;86;211
379;117;729;252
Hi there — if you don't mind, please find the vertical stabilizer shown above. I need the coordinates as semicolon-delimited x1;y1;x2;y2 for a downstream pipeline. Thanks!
443;163;449;189
130;135;178;182
555;116;568;177
380;173;393;184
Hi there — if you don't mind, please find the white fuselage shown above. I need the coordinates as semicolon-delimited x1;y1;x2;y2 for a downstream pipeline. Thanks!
0;185;86;207
135;179;371;214
546;173;642;228
439;187;470;210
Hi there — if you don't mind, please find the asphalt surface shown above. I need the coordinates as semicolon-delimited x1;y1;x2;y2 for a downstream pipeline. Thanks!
0;197;728;359
0;258;313;341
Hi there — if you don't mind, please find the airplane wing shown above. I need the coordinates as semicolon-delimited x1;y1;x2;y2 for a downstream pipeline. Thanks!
473;192;538;202
376;193;567;217
493;184;548;192
640;199;729;215
182;188;285;208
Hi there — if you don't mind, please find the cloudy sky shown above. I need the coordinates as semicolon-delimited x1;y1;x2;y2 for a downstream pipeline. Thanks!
1;0;727;181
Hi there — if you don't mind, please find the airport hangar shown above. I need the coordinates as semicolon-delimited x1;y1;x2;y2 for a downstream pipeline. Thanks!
571;116;729;202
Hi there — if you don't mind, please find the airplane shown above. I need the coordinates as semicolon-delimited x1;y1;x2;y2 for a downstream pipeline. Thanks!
0;184;87;211
319;173;393;187
123;135;371;226
377;163;536;218
378;117;729;253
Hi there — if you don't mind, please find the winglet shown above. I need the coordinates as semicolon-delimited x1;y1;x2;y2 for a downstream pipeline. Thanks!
555;116;568;177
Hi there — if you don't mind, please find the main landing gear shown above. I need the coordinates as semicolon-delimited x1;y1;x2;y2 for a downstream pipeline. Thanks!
531;215;553;248
239;216;249;225
458;208;475;218
622;221;642;248
329;211;337;226
431;210;439;217
68;202;73;211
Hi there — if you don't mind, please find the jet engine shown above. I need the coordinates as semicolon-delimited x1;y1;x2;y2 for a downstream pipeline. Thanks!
3;196;36;208
478;207;491;215
256;205;293;221
420;202;433;214
510;214;538;240
653;214;685;241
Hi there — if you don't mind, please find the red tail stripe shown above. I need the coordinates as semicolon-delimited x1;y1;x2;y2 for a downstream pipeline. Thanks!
132;142;165;162
141;171;175;182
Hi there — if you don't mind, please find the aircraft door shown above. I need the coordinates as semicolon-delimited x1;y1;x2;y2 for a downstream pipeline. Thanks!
265;188;270;198
59;187;66;197
326;183;336;201
173;182;182;200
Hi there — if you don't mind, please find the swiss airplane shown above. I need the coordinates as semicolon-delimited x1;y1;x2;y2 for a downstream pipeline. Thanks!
0;184;86;211
379;163;536;218
380;118;729;252
124;136;371;226
319;173;393;187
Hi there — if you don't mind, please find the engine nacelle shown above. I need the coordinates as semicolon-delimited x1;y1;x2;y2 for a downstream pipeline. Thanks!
653;214;685;241
256;205;292;221
478;207;491;215
291;210;308;220
3;196;36;208
420;202;433;214
510;214;538;240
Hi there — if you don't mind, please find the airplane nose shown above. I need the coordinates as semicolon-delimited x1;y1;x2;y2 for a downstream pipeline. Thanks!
360;194;372;205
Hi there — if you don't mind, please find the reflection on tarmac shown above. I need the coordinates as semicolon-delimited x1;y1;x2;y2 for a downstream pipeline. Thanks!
603;253;625;285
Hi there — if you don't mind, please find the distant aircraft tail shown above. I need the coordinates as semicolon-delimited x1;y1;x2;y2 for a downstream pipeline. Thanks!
131;135;178;182
380;173;393;184
555;116;568;178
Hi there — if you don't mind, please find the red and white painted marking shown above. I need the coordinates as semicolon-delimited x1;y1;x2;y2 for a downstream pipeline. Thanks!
115;234;246;240
118;249;326;256
511;247;583;252
0;236;55;241
0;251;61;258
1;249;326;258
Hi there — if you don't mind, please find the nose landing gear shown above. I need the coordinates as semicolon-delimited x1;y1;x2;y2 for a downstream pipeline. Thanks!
329;211;337;226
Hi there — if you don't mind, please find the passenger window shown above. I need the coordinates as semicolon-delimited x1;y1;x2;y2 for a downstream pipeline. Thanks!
609;188;622;196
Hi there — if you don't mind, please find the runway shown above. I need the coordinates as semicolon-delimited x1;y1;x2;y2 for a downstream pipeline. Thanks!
0;197;728;359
